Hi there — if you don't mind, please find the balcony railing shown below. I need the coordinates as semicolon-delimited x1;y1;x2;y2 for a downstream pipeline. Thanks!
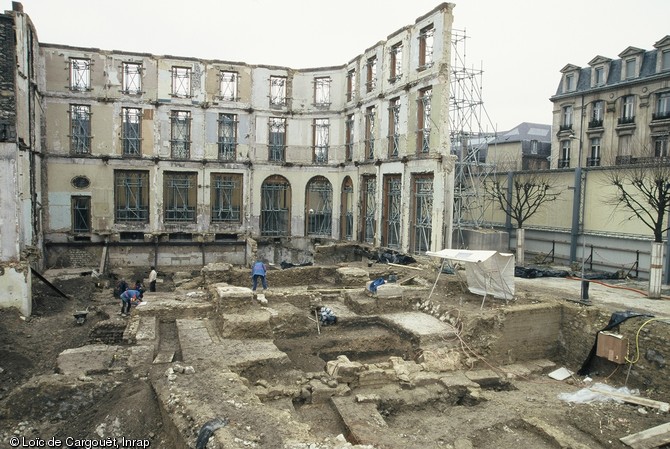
588;119;603;128
557;158;570;168
586;157;601;167
652;111;670;121
615;155;632;165
559;124;573;131
617;116;635;125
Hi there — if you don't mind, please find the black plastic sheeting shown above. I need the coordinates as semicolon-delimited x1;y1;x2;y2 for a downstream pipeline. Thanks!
280;261;313;270
577;311;654;376
195;417;229;449
514;266;625;280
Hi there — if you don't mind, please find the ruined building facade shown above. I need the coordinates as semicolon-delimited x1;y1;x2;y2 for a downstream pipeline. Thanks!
0;3;456;314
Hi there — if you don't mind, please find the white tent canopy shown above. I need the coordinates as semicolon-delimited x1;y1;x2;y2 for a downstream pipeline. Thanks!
426;249;515;305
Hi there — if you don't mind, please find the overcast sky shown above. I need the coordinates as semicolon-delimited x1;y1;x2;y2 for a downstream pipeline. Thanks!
8;0;670;132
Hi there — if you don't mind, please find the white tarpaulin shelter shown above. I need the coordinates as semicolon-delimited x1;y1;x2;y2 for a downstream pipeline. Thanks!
426;249;515;307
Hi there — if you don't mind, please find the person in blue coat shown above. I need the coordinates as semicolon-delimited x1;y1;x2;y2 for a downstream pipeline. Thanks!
251;260;268;292
119;289;141;317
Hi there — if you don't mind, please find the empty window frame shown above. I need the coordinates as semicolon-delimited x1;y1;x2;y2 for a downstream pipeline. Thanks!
171;66;191;98
261;175;291;236
314;77;331;106
170;110;191;158
164;172;197;222
122;107;142;156
412;174;433;253
417;87;432;154
219;71;238;101
588;137;601;166
70;104;91;154
71;196;91;233
122;62;142;94
383;175;402;248
270;76;287;107
306;176;333;237
70;58;90;91
218;113;237;160
269;117;287;162
313;118;329;163
211;173;242;223
361;176;376;244
366;57;377;92
345;114;354;162
346;69;356;102
340;177;354;240
114;170;149;222
388;97;400;158
620;95;635;123
390;43;403;82
365;106;376;160
419;24;434;68
655;91;670;119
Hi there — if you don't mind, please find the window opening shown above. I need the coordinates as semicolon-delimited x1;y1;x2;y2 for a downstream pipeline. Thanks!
365;106;375;160
270;76;287;107
588;137;601;166
313;118;329;163
413;176;433;253
384;176;402;248
70;58;90;91
171;110;191;158
164;172;197;222
314;77;331;106
345;114;354;162
220;71;238;101
419;24;434;68
218;113;237;160
211;174;242;223
306;177;333;237
122;62;142;94
346;69;356;102
70;104;91;154
363;177;376;244
72;196;91;233
171;67;191;97
122;107;142;156
418;88;432;153
341;177;354;240
115;170;149;222
390;43;403;82
261;176;291;236
654;92;670;120
269;117;286;162
389;98;400;158
366;57;377;92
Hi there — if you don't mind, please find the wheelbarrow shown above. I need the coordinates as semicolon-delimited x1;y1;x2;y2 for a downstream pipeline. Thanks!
73;310;89;325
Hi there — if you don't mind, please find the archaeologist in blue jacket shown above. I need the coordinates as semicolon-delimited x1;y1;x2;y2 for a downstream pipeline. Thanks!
119;289;141;317
251;260;268;292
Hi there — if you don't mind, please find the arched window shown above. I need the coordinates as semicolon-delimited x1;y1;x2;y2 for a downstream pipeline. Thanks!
261;175;291;236
305;176;333;237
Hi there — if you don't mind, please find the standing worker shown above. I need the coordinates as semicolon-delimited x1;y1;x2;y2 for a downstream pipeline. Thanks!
119;289;141;317
148;266;157;292
251;260;268;292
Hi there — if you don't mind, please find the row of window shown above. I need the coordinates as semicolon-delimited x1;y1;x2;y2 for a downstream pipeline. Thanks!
66;23;435;106
561;92;670;131
557;134;669;168
71;171;435;253
67;87;434;161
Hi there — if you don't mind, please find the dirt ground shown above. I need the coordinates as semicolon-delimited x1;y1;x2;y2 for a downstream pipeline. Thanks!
0;263;668;448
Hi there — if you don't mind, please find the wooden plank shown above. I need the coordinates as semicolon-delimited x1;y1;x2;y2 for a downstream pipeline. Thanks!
387;262;423;271
399;275;417;285
152;351;175;364
620;422;670;449
30;268;70;299
589;387;670;412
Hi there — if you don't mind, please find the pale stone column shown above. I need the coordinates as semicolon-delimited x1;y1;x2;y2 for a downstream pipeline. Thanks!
648;241;663;299
516;228;525;266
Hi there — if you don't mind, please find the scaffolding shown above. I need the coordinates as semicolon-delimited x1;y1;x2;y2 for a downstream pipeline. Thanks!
450;29;498;248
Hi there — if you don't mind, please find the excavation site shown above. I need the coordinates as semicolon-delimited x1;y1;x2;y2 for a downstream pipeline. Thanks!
1;243;669;449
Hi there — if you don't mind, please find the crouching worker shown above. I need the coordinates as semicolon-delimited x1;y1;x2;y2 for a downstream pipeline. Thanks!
119;289;141;317
318;306;338;326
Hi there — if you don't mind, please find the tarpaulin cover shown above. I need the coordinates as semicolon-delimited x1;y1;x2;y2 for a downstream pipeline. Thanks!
426;249;515;300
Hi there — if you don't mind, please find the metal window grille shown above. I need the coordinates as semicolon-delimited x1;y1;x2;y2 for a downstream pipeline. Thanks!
172;67;191;97
269;118;286;162
171;111;191;158
270;77;287;106
122;108;142;156
306;178;332;236
261;180;290;236
122;62;142;94
386;177;402;248
342;183;354;240
70;59;90;91
419;89;432;153
164;173;196;222
315;78;331;106
365;108;375;160
115;171;148;222
346;70;356;102
72;196;90;232
389;102;400;157
390;44;403;81
218;114;237;160
345;115;354;162
211;175;241;222
366;58;377;92
314;119;329;163
71;105;91;154
413;178;433;253
220;71;237;101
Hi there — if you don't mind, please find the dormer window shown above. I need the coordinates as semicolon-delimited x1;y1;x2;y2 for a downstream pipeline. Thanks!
662;49;670;71
594;67;605;86
565;73;575;92
624;58;637;79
